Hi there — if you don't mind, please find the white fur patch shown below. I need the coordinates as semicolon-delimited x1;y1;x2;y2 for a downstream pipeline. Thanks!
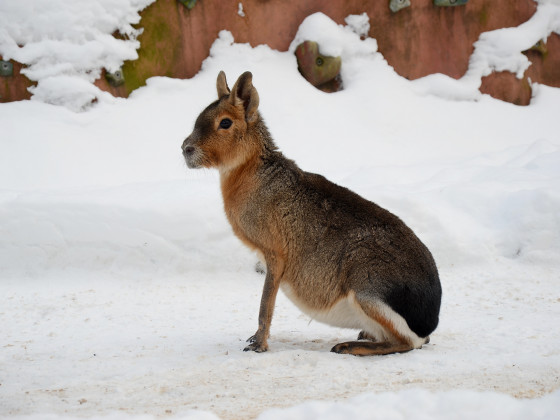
280;283;425;348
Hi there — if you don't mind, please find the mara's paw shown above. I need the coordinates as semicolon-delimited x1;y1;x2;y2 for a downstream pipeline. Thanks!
244;334;268;353
331;342;354;354
243;341;268;353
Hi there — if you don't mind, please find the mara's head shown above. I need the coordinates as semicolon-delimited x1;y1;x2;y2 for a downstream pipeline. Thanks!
182;71;262;171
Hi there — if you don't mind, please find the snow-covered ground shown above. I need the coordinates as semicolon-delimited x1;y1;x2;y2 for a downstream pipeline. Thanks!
1;2;560;420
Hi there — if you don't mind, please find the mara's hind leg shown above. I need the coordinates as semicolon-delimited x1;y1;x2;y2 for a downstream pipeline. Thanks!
331;293;425;356
331;340;412;356
357;330;430;345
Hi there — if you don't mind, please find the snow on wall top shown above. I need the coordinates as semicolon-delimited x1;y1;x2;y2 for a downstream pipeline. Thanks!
0;0;559;111
414;1;560;100
0;0;155;111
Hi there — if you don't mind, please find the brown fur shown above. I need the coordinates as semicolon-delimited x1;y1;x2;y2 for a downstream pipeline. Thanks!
182;71;442;356
331;341;413;356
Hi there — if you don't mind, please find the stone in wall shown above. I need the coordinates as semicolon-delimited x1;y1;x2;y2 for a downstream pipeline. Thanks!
0;58;33;103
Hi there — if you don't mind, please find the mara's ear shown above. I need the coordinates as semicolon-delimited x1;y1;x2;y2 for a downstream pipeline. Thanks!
216;71;230;98
229;71;260;123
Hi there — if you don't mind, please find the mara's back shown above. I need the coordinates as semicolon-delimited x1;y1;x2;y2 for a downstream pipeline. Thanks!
249;151;441;340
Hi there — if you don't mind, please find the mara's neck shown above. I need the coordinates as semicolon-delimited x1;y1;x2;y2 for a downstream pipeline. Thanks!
218;119;277;202
219;150;262;211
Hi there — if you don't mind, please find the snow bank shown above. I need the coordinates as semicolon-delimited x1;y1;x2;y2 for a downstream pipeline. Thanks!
2;413;220;420
259;389;560;420
5;389;560;420
0;0;155;110
413;0;560;100
289;12;378;68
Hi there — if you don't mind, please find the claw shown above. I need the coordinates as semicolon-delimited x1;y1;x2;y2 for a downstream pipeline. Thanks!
357;330;377;341
244;342;268;353
244;329;268;352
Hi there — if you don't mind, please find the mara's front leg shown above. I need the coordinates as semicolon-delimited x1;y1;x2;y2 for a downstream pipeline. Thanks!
244;259;281;353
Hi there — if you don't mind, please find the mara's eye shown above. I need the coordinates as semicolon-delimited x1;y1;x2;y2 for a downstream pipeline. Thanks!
219;118;232;129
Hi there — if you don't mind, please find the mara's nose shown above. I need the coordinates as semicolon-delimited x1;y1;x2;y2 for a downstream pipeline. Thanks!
183;145;195;156
182;138;194;155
